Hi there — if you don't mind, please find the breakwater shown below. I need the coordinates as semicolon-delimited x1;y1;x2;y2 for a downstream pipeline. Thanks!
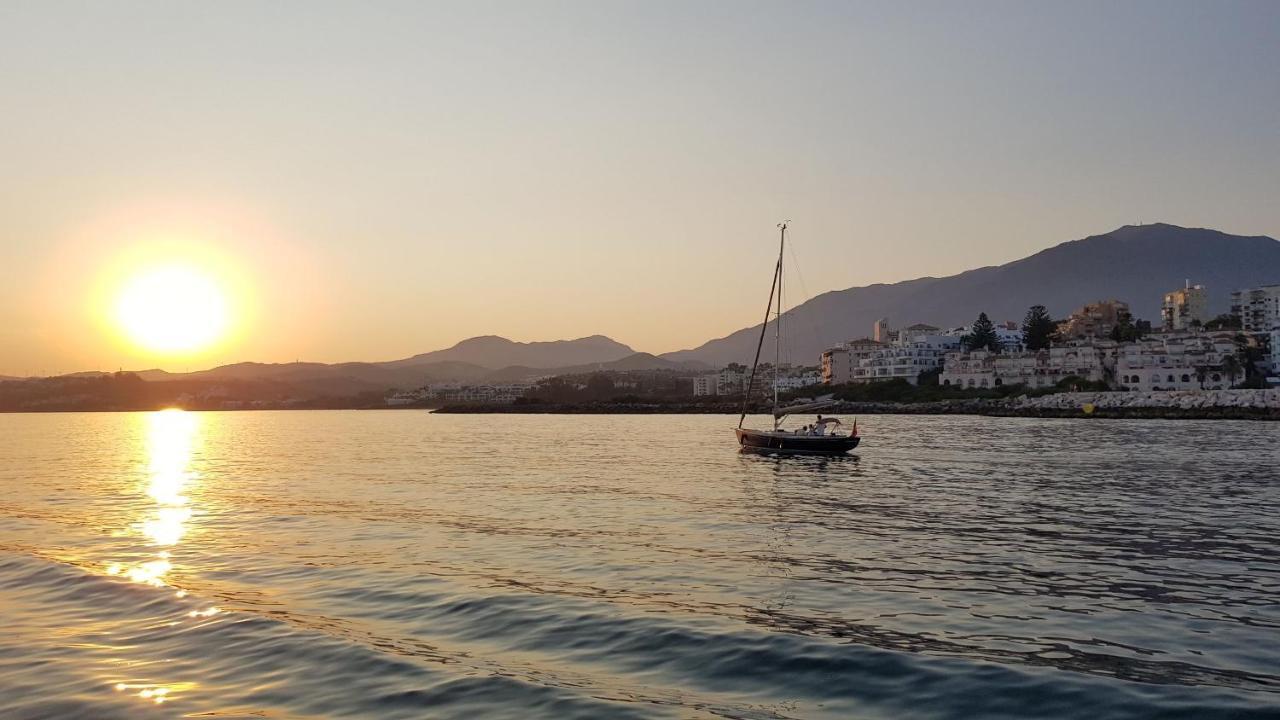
436;389;1280;419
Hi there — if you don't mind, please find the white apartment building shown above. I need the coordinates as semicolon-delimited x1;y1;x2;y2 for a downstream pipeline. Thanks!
775;372;822;391
1115;333;1237;391
426;383;529;404
941;333;1240;392
1161;283;1208;331
821;339;883;384
385;390;425;406
1231;284;1280;334
692;367;749;396
692;375;717;396
1272;328;1280;376
941;346;1105;390
717;368;745;395
822;334;960;385
944;323;1024;352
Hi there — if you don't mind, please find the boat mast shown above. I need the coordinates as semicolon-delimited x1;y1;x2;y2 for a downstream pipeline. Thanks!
773;222;785;430
737;224;785;430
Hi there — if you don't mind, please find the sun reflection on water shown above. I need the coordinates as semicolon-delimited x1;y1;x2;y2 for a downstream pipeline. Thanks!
141;409;197;548
105;409;200;587
114;681;197;705
105;410;209;705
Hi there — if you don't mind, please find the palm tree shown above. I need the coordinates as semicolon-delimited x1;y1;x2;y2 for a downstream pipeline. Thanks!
1222;355;1242;388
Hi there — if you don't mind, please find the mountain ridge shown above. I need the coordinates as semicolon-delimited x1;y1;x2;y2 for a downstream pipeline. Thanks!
120;344;706;395
658;223;1280;366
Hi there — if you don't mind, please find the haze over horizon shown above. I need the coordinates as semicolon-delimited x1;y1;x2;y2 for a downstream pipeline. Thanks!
2;1;1278;376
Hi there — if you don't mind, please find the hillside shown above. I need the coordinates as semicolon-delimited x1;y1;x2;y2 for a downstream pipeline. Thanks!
124;336;657;395
660;224;1280;366
385;334;635;369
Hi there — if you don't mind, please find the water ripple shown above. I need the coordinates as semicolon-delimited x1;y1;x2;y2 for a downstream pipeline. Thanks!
0;411;1276;719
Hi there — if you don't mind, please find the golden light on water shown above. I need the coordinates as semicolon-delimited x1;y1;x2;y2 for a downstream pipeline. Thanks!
104;410;210;706
142;408;198;547
115;681;197;705
107;409;200;588
113;263;231;355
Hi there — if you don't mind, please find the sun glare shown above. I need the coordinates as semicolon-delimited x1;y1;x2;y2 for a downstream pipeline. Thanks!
114;265;230;354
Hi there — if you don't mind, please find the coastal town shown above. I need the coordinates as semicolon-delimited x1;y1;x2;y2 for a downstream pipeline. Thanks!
400;280;1280;412
3;280;1277;417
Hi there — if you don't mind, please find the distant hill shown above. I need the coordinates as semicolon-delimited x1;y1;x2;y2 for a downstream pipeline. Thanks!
385;334;635;369
660;223;1280;366
135;359;491;393
122;335;654;396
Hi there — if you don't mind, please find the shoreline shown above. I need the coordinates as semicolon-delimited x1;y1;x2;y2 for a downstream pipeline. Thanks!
431;404;1280;420
434;389;1280;420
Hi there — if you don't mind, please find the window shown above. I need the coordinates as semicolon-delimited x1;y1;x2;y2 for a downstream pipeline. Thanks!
1181;374;1190;383
994;378;1003;386
1167;375;1175;383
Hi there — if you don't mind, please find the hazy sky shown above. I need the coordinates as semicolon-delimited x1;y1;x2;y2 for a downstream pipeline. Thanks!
2;0;1278;374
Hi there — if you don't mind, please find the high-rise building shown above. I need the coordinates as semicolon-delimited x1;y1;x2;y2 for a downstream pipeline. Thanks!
1161;282;1208;331
873;318;892;343
1231;284;1280;334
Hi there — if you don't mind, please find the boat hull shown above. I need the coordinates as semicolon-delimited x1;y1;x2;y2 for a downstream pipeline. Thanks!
735;428;861;456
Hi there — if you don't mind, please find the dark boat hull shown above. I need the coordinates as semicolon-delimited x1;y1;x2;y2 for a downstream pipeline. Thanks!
735;428;861;456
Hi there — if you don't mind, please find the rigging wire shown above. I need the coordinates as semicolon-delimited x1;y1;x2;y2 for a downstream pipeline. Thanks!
785;235;825;370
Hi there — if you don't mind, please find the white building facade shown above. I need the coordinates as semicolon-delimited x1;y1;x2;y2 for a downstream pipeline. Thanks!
692;367;750;396
692;375;717;396
1162;283;1208;331
944;324;1024;352
1115;333;1237;392
1232;284;1280;334
941;346;1105;390
774;372;821;391
822;334;960;385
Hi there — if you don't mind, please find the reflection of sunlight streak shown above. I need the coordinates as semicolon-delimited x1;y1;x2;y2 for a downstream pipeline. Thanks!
114;681;197;705
106;559;172;587
142;507;192;546
109;410;201;587
104;410;209;707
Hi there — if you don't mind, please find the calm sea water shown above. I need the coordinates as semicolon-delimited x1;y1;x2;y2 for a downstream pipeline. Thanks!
0;411;1277;719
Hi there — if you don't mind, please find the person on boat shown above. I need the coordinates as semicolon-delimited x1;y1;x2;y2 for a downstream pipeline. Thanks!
814;415;827;436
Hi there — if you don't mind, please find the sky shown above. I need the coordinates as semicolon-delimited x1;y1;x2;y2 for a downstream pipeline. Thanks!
1;0;1277;375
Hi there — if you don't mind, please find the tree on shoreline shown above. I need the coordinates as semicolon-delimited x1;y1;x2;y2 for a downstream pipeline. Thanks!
1021;305;1054;351
1222;355;1242;387
1108;309;1144;342
1203;314;1242;331
963;312;1000;352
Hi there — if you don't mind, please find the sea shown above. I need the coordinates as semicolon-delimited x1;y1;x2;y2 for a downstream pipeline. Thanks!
0;410;1277;719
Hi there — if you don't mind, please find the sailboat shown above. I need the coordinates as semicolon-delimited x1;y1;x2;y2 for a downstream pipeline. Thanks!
734;223;861;456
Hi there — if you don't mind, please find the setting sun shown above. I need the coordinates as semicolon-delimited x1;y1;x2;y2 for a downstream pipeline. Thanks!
114;264;231;354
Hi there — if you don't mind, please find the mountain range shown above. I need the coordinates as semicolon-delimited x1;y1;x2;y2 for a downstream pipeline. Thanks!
120;338;709;396
10;223;1277;393
658;223;1280;366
